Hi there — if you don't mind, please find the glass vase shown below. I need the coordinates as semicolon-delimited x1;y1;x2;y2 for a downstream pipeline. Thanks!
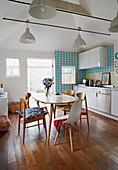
45;87;50;97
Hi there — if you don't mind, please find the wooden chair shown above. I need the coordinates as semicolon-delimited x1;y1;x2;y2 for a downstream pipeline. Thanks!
17;97;48;144
25;92;48;113
54;90;74;118
62;90;74;115
76;92;89;129
53;100;83;152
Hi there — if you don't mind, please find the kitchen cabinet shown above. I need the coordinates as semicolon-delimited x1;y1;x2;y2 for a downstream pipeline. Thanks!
0;92;8;116
89;48;100;68
73;85;78;96
111;90;118;116
79;47;107;69
86;88;97;109
79;51;90;69
74;86;111;114
97;88;111;114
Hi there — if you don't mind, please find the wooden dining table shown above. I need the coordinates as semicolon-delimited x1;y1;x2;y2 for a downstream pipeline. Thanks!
32;93;77;142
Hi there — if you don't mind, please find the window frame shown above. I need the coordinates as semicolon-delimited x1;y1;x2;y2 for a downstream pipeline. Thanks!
6;58;20;78
62;66;76;85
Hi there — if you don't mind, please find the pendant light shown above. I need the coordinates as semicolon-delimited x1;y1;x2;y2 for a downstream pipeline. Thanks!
108;0;118;32
73;27;86;48
62;0;80;5
20;20;36;44
29;0;57;19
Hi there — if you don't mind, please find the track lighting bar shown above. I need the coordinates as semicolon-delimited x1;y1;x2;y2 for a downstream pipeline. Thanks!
8;0;112;22
3;17;111;36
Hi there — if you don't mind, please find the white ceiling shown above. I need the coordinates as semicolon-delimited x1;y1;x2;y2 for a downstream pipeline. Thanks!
0;0;118;53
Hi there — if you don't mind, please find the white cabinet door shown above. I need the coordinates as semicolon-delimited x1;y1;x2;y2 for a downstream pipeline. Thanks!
86;88;97;109
0;93;8;116
99;47;107;67
79;47;107;69
111;91;118;116
90;48;100;68
79;51;90;69
73;85;78;96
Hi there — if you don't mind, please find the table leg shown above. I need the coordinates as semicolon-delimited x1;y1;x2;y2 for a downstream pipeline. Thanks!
47;104;53;142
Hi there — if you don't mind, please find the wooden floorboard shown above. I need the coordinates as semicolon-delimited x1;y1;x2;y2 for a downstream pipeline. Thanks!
0;109;118;170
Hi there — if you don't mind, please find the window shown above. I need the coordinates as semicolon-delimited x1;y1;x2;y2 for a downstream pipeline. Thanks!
62;66;76;84
6;58;20;77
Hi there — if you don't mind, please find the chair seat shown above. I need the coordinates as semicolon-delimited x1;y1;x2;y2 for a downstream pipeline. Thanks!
17;107;48;120
62;105;70;112
54;115;69;132
54;114;69;121
62;103;73;112
56;104;67;107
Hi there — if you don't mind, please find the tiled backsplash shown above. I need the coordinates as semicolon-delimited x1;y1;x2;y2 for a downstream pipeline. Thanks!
81;45;118;86
86;72;118;87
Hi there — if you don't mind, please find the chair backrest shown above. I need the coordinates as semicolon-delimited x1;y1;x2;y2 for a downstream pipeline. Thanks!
25;92;31;108
65;99;82;124
20;97;28;119
76;92;88;113
63;89;74;96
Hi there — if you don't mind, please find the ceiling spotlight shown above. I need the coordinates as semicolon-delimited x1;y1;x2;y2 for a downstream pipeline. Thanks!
108;0;118;32
73;27;86;48
29;0;57;19
20;20;36;44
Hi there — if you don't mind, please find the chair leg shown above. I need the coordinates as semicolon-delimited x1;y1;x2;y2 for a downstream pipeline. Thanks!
37;100;40;107
69;125;73;152
45;107;49;117
65;123;68;137
53;132;59;145
74;122;83;144
38;120;40;128
43;116;47;140
64;110;66;115
87;114;89;129
18;115;20;135
54;105;56;119
23;122;26;144
45;107;48;112
80;114;82;125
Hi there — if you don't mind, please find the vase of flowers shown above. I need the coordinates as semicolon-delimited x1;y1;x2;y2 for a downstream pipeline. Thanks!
42;78;54;97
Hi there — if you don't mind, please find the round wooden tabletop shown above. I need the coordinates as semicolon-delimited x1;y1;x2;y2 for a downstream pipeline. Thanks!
32;93;77;104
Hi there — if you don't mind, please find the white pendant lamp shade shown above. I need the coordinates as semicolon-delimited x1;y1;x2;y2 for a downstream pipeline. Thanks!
73;27;86;48
62;0;80;5
29;0;57;19
20;22;35;44
108;0;118;32
108;12;118;32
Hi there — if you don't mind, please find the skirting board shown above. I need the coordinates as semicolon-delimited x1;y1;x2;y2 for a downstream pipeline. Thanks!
88;107;118;121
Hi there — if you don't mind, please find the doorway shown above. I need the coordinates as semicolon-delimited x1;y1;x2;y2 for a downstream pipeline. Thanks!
27;58;53;93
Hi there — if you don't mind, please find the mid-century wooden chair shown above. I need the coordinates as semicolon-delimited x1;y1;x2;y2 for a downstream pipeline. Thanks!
53;99;83;152
25;92;48;112
17;97;48;144
76;92;89;129
53;89;74;118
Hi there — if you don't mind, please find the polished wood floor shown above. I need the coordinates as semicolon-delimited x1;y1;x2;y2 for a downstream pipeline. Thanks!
0;108;118;170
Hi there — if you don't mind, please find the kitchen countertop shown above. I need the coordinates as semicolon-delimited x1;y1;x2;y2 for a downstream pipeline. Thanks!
73;84;118;91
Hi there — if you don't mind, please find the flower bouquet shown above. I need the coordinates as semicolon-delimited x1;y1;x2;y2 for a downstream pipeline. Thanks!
42;77;54;97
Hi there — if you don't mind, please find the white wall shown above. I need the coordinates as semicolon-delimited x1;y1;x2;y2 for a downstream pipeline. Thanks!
0;49;54;103
114;41;118;53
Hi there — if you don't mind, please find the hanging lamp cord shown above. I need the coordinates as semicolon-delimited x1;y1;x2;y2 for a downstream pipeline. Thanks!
26;19;29;28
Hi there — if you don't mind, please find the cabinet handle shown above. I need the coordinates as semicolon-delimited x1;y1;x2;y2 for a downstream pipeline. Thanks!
96;92;98;97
